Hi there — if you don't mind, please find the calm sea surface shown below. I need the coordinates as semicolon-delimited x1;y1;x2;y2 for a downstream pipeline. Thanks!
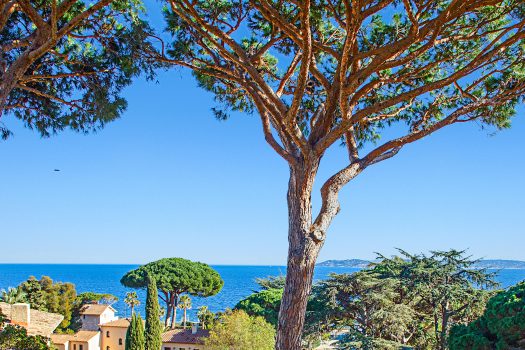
1;265;524;323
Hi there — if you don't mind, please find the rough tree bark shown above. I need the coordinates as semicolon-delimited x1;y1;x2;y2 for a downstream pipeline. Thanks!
276;158;364;350
276;160;323;350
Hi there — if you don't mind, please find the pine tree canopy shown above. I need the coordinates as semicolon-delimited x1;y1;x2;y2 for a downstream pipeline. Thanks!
0;0;159;139
121;257;223;297
162;0;525;175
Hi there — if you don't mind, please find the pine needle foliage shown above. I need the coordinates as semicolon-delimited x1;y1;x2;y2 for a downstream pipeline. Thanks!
144;275;162;350
125;313;145;350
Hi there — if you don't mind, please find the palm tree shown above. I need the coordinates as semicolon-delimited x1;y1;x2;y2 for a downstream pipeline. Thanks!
178;295;192;328
197;306;212;329
124;291;141;316
0;287;26;304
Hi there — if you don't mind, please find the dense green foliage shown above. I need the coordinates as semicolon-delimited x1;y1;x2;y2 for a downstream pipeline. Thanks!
321;250;496;349
121;257;223;327
17;276;76;331
144;275;162;350
75;292;118;305
234;277;334;347
234;275;285;327
204;310;276;350
235;288;283;327
125;313;145;350
449;281;525;350
235;250;497;349
255;276;286;290
0;287;27;304
314;250;496;349
9;277;118;332
0;312;50;350
0;0;159;139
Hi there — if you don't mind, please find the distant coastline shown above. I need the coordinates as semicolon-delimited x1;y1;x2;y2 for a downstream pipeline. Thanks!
317;259;525;269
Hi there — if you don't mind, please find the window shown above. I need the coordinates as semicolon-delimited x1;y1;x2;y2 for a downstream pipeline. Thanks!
119;338;123;345
106;331;110;338
107;347;110;350
83;315;85;319
164;348;171;350
73;345;76;350
79;345;83;350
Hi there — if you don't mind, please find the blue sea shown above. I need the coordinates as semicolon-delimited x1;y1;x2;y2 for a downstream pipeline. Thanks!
1;265;524;323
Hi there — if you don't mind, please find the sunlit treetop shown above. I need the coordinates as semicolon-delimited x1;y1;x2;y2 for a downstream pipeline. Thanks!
0;0;160;139
120;257;224;297
163;0;525;163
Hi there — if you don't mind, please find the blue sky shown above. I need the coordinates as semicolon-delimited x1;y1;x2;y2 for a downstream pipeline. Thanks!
1;67;524;264
1;4;524;265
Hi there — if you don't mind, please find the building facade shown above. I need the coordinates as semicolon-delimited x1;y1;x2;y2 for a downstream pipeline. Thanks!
49;304;210;350
100;318;130;350
51;330;101;350
80;304;118;331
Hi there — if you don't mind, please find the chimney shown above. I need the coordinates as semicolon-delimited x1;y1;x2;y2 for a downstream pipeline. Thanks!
11;304;30;326
191;323;197;334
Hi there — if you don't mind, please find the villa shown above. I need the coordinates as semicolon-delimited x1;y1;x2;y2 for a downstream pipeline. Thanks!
0;299;209;350
50;304;121;350
47;303;209;350
80;304;118;331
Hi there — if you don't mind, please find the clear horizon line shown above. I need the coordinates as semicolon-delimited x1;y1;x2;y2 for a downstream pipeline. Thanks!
0;257;524;266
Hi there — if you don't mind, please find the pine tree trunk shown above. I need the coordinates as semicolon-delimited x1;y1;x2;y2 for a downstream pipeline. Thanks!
165;303;171;327
169;293;177;329
275;163;324;350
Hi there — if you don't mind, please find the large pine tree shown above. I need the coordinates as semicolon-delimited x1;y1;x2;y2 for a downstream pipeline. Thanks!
161;1;525;348
125;313;145;350
144;275;162;350
0;0;159;140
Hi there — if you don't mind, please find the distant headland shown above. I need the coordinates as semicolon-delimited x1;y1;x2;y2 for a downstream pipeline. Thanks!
317;259;525;269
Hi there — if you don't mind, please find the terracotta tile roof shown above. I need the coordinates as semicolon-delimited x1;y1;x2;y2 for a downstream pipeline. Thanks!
100;318;131;328
50;334;72;345
70;331;100;342
50;331;99;344
80;304;115;316
0;302;64;337
162;329;209;344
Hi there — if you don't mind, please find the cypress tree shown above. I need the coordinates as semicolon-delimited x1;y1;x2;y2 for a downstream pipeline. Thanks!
125;313;145;350
144;275;162;350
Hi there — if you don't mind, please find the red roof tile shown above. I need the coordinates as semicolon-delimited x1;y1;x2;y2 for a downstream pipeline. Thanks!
161;329;209;344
